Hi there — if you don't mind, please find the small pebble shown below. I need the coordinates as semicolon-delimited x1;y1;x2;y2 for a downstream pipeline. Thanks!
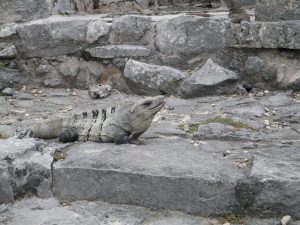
263;112;270;117
223;150;231;157
264;90;269;94
263;120;270;126
2;88;13;96
281;215;291;225
183;124;189;132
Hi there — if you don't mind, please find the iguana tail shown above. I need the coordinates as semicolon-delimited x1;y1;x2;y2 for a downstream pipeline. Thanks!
0;118;64;139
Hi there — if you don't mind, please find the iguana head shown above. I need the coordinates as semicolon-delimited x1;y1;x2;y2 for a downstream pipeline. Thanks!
126;95;166;136
131;95;165;118
101;96;166;143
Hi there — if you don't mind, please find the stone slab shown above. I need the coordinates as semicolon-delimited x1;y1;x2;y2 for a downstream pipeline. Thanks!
255;0;300;22
53;138;244;216
16;15;106;57
124;59;185;95
180;58;238;98
0;0;52;25
250;155;300;219
230;21;300;50
0;197;224;225
156;16;231;55
86;45;151;58
1;197;300;225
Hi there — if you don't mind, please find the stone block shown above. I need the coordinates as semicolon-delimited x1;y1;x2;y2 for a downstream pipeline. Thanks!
52;139;245;216
86;45;151;58
180;59;238;98
156;16;231;55
124;59;185;95
0;0;52;25
16;16;102;57
111;15;152;45
230;21;300;50
256;0;300;22
250;155;300;219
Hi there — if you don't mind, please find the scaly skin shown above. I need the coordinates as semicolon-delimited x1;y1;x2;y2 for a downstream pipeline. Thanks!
0;96;166;145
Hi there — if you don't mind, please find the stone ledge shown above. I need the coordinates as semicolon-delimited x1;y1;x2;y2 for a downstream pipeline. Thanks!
230;21;300;50
52;138;244;216
86;45;151;58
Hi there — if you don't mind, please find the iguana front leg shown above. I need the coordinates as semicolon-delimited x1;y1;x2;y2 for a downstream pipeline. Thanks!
129;132;146;145
114;132;145;145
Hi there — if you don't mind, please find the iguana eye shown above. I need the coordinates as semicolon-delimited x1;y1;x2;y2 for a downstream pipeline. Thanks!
143;101;152;107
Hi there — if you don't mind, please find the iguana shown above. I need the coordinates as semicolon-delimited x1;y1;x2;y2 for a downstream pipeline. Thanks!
0;96;165;145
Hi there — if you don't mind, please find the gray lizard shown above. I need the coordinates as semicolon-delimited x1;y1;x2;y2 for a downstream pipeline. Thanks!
0;96;165;144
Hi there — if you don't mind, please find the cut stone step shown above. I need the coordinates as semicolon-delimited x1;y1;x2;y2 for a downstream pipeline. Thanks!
3;197;299;225
52;137;245;216
86;45;151;58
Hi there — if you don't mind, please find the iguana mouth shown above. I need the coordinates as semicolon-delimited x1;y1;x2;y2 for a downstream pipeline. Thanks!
149;101;165;112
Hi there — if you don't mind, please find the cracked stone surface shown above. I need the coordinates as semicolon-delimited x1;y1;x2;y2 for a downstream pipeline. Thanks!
0;89;300;219
1;197;300;225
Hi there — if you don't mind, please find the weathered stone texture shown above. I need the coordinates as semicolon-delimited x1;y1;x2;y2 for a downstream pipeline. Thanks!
288;70;300;91
0;68;27;91
230;21;300;50
16;16;102;58
156;16;231;55
52;139;244;216
0;0;53;25
86;45;151;58
111;15;152;45
86;20;111;44
52;0;94;14
124;59;185;95
256;0;300;22
180;59;238;98
250;155;300;218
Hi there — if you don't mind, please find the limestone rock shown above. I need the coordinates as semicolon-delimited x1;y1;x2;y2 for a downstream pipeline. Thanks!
0;161;14;203
86;45;151;58
53;0;94;14
156;16;231;55
0;68;26;90
180;59;238;98
196;123;235;140
17;16;98;57
245;56;265;75
0;24;18;38
230;21;300;50
250;155;300;218
58;57;80;78
52;139;244;215
124;59;185;95
111;15;152;45
0;0;53;25
86;20;111;44
0;45;17;59
0;138;49;203
256;0;300;22
288;70;300;91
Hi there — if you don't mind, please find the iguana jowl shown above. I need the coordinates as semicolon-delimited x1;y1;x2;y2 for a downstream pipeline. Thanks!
0;96;166;144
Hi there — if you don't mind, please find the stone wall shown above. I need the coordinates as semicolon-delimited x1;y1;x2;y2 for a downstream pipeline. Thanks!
0;0;53;25
256;0;300;21
1;0;300;97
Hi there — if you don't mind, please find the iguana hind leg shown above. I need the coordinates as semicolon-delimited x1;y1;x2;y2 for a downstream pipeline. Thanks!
58;127;78;143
